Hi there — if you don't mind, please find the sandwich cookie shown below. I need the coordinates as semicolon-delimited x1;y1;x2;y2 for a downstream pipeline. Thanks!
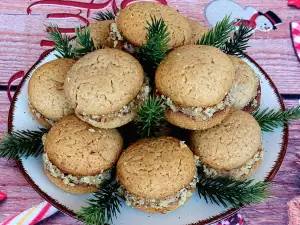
155;45;235;130
90;20;114;49
64;48;150;128
112;2;192;49
229;55;261;113
28;59;76;128
43;114;123;194
190;110;263;180
186;18;208;44
117;137;197;214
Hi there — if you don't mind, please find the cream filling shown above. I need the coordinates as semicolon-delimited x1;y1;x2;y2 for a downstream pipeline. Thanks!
28;101;56;126
195;148;263;180
109;22;137;53
119;160;198;210
79;80;150;122
43;153;111;187
160;88;234;120
120;175;197;210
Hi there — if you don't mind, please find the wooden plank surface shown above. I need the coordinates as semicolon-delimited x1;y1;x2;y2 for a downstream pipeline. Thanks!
1;0;300;224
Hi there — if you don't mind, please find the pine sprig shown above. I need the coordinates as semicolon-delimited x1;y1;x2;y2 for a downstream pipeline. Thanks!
0;128;48;159
73;26;96;56
252;106;300;132
77;179;123;225
137;16;170;79
196;15;234;49
94;10;115;21
47;24;75;59
197;176;271;208
135;96;166;138
222;23;254;57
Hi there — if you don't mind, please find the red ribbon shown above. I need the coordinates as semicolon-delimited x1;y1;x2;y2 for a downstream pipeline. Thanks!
27;0;113;15
7;71;24;103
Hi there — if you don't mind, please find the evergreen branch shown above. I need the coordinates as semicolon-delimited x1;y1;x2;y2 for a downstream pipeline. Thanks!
135;96;166;138
252;106;300;132
197;176;271;208
137;16;170;79
196;15;234;49
222;23;254;57
94;10;115;21
47;24;75;59
77;179;123;225
0;128;48;159
73;26;96;56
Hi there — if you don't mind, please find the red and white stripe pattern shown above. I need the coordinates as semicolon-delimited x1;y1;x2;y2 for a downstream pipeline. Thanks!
291;21;300;61
1;202;58;225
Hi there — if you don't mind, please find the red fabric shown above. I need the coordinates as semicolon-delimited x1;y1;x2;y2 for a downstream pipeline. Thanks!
291;21;300;61
29;203;52;225
234;13;258;29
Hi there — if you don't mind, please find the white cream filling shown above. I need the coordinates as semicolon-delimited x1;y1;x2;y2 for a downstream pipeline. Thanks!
160;88;234;120
79;79;150;122
195;148;263;180
43;153;111;187
28;101;56;126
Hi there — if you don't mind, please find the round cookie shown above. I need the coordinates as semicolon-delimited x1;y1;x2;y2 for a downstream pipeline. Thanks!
117;137;197;213
155;45;235;130
44;114;123;194
116;2;192;48
186;18;209;44
90;20;114;48
64;48;145;128
190;110;263;180
28;59;76;128
229;55;260;112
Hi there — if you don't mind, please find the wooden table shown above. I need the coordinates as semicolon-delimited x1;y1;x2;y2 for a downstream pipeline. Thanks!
0;0;300;224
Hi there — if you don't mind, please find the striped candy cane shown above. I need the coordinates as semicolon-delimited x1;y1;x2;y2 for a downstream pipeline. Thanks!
1;202;58;225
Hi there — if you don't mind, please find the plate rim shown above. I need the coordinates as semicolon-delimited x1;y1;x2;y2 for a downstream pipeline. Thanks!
8;49;289;225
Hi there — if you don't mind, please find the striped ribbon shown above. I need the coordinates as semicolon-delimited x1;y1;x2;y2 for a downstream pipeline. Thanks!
1;202;58;225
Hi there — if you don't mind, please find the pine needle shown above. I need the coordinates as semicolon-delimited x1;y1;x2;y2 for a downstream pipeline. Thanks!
73;26;96;57
222;23;254;57
77;179;123;225
135;96;166;138
252;106;300;132
197;176;272;208
196;15;234;49
0;129;48;159
137;16;170;79
94;10;115;21
47;24;75;59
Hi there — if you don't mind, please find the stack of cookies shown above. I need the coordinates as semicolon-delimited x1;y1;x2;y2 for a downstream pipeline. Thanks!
27;1;262;214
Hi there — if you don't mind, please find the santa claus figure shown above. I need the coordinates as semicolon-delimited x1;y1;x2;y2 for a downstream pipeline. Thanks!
205;0;282;32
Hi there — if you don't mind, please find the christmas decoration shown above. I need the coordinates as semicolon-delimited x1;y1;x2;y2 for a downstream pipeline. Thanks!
77;178;123;225
0;129;48;159
252;106;300;132
291;21;300;62
1;202;58;225
288;0;300;8
197;175;271;208
0;191;7;201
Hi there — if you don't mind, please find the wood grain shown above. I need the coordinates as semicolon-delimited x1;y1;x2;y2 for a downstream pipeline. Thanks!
1;0;300;224
0;0;300;93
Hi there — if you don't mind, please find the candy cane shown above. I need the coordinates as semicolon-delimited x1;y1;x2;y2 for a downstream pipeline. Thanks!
1;202;58;225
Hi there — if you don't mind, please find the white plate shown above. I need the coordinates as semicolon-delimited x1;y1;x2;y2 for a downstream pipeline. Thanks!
9;50;288;225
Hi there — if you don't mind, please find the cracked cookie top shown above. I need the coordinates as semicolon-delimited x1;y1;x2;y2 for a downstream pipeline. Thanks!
64;48;144;115
28;58;76;121
117;137;196;199
44;114;123;176
155;45;235;108
116;2;192;48
190;110;262;171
